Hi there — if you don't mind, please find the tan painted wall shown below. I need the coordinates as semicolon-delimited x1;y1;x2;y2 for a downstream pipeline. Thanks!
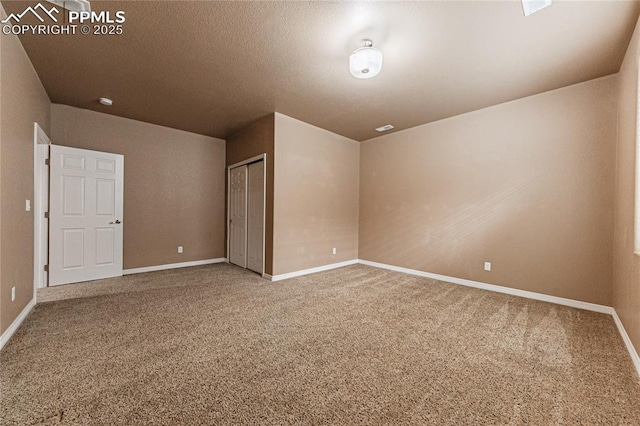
613;16;640;357
50;104;225;270
273;113;359;276
226;114;275;275
360;76;617;306
0;5;51;334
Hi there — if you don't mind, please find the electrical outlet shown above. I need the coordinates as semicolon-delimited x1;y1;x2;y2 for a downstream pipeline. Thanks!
484;262;492;271
332;247;337;255
11;287;15;302
178;246;183;254
25;200;31;212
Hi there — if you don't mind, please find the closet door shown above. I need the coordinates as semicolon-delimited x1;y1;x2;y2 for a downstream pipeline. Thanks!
229;166;247;268
247;161;264;273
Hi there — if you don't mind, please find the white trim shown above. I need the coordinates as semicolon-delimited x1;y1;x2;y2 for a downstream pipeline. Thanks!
612;310;640;378
358;259;613;314
0;299;35;351
262;156;267;276
634;65;640;254
263;273;273;280
269;259;359;282
123;258;227;275
228;154;266;170
33;122;51;292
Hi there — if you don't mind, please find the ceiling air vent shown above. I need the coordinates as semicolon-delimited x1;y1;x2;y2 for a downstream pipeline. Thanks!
375;124;394;133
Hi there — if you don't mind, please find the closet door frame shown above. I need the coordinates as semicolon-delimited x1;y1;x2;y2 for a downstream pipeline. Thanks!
226;153;267;277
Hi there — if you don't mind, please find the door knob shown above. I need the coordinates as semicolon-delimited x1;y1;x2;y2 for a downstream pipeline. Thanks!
109;220;122;224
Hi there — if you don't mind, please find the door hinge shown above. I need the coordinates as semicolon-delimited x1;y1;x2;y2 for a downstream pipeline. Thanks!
44;211;49;219
44;265;49;272
45;158;49;166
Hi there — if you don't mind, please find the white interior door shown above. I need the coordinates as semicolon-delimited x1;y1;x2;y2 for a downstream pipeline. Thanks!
49;145;124;286
229;165;247;268
247;161;264;274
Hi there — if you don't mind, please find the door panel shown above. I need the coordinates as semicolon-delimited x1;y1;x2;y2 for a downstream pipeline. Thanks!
229;166;247;268
62;229;84;268
62;176;85;215
49;145;124;286
247;161;264;274
95;228;115;265
96;179;116;215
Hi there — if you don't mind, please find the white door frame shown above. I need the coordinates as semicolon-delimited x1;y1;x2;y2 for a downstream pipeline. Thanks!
33;122;51;294
227;153;267;277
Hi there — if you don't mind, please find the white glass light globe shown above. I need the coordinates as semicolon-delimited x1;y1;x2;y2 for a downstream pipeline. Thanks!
349;46;383;79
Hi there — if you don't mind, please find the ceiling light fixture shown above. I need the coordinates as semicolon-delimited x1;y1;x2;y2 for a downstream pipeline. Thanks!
99;97;113;106
522;0;551;16
349;39;383;79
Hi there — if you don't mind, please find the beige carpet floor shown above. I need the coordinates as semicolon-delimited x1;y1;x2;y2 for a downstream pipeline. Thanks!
1;263;639;425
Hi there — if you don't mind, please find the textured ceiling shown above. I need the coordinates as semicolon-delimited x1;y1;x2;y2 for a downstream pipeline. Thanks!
4;0;640;141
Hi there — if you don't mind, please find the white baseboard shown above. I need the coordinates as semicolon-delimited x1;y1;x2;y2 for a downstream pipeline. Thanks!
358;259;614;314
269;259;359;282
0;298;35;351
358;259;640;378
123;258;227;275
611;310;640;378
263;273;273;280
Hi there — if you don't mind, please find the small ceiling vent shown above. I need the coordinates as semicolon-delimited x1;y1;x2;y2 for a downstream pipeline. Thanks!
375;124;394;133
46;0;91;12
